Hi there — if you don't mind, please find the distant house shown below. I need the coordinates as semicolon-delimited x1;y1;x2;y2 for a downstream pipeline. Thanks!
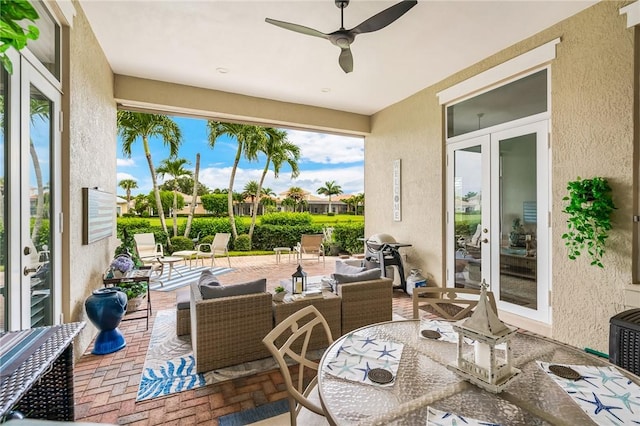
276;190;349;214
174;193;206;215
116;196;129;216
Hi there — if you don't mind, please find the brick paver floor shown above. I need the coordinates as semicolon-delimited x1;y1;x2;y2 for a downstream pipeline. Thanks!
74;254;413;425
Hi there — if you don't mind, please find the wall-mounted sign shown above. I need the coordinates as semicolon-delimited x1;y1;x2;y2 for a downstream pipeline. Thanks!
393;159;401;222
83;187;114;244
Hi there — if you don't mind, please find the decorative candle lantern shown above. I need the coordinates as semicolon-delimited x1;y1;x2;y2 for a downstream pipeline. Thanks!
291;264;307;294
447;280;520;393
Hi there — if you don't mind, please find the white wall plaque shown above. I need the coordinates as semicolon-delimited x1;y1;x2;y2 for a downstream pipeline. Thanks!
393;159;401;222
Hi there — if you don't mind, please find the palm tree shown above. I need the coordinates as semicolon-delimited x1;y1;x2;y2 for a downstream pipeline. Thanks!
317;180;343;214
250;128;300;238
118;179;138;208
29;98;50;243
156;157;192;237
354;192;365;215
206;121;262;239
184;153;200;239
260;187;276;215
242;180;260;215
118;111;182;240
285;186;306;212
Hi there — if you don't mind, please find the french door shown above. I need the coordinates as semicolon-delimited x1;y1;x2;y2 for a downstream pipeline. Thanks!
447;120;549;322
2;54;61;331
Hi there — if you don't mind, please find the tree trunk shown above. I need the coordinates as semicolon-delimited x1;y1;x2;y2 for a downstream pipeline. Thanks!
172;189;178;237
184;153;200;238
227;148;242;239
30;141;44;242
143;137;170;246
250;158;271;240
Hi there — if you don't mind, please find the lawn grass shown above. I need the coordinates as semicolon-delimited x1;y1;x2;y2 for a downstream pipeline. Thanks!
144;214;364;228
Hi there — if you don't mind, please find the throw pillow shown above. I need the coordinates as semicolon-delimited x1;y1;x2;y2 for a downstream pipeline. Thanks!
334;260;366;275
200;278;267;299
332;268;382;285
197;270;221;299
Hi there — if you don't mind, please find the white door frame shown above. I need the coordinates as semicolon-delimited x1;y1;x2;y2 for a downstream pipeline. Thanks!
446;121;550;324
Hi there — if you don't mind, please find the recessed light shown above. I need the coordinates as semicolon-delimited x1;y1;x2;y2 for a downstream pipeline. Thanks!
216;67;229;74
321;88;331;93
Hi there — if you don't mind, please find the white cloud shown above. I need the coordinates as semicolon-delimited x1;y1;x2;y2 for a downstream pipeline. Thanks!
199;164;363;196
286;130;364;165
117;158;135;167
116;172;137;182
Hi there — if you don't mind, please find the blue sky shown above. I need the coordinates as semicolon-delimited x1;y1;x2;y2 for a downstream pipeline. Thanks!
116;116;364;198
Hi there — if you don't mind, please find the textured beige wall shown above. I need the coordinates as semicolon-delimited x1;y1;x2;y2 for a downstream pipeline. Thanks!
114;75;370;136
63;2;117;356
368;1;636;351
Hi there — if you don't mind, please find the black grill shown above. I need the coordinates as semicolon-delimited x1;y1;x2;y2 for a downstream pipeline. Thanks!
609;308;640;376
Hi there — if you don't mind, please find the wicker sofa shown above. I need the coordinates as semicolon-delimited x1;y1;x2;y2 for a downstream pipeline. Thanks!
338;277;394;333
189;281;273;373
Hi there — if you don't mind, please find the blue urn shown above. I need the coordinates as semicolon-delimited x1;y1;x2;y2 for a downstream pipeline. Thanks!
85;287;128;354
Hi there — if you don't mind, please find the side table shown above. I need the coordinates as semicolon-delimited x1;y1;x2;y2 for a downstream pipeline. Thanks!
0;322;85;420
103;267;154;330
272;292;341;350
273;247;292;264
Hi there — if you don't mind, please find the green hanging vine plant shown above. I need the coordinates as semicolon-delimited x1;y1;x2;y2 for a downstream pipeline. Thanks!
561;176;616;268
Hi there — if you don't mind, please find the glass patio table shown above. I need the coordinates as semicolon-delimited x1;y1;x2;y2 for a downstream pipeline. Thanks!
317;320;640;425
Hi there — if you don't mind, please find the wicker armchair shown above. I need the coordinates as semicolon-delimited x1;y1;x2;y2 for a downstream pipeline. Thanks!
190;282;273;373
338;277;393;334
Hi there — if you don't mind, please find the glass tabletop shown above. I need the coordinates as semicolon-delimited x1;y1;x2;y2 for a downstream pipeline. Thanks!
317;320;640;425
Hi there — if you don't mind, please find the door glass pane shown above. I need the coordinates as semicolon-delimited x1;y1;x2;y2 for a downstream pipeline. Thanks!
499;133;537;309
447;70;547;138
29;84;53;327
454;145;483;289
1;68;6;332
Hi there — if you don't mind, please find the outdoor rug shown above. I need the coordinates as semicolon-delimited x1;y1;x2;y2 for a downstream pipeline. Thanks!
218;399;288;426
136;309;322;401
149;265;232;292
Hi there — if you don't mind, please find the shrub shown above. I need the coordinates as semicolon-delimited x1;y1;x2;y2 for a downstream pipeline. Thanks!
332;223;365;254
327;212;335;217
170;236;193;253
234;234;252;251
197;235;215;252
260;212;313;226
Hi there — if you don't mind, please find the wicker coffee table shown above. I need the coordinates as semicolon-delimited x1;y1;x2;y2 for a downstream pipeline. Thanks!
273;290;341;350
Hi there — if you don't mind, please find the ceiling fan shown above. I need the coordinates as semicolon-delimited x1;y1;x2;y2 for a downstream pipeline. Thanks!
265;0;418;74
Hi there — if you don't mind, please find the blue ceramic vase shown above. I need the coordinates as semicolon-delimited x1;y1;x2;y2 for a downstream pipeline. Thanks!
85;287;128;354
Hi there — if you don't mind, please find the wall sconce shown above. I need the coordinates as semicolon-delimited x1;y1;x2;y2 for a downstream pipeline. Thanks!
448;280;520;393
291;264;307;294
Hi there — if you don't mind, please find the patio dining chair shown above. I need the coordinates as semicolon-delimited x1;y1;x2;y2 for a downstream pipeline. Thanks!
195;232;231;267
262;305;332;426
294;234;325;265
133;233;164;263
412;287;498;321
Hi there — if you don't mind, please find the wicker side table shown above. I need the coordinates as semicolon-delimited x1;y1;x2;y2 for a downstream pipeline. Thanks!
0;322;85;421
273;292;341;351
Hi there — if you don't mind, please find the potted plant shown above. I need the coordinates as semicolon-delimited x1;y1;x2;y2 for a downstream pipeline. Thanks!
110;255;134;278
273;285;286;302
562;176;616;268
118;281;148;313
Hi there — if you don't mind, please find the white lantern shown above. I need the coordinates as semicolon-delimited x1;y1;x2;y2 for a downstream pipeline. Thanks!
447;280;520;393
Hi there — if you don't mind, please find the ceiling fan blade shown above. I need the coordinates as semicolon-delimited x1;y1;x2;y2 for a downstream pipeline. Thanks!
350;0;417;35
265;18;329;40
339;47;353;73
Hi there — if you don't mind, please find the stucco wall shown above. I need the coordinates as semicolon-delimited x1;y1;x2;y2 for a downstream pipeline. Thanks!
367;1;636;351
63;2;117;356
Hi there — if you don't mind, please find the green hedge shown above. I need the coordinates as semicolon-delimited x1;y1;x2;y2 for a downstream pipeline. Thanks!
332;223;365;254
260;212;312;226
116;215;357;253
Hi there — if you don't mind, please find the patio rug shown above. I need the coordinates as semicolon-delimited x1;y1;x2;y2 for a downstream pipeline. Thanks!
218;399;288;425
136;309;324;401
148;265;233;292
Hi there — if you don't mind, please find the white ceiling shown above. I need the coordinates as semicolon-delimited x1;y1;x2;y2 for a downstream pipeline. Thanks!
79;0;596;116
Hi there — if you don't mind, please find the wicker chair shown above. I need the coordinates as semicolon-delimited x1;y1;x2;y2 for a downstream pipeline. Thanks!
263;305;332;426
338;277;393;334
189;281;273;373
412;287;498;321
